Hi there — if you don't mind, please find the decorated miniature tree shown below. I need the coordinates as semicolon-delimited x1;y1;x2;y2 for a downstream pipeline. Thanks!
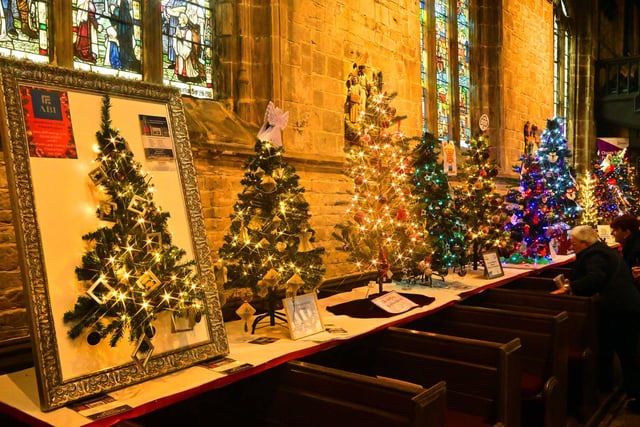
504;152;554;262
219;102;325;324
577;171;599;227
536;118;580;225
413;132;467;275
452;134;509;269
334;92;428;291
593;149;640;222
64;96;203;364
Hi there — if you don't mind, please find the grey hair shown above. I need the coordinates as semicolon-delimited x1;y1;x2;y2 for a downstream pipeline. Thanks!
568;225;599;244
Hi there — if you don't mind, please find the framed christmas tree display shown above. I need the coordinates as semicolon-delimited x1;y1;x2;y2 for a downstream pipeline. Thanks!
0;59;228;411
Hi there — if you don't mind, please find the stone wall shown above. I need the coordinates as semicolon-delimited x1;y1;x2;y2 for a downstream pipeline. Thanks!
277;0;424;155
500;0;554;174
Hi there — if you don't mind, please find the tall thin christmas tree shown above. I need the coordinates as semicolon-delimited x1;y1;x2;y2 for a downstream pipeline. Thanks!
413;132;466;275
219;103;325;322
334;92;428;291
536;118;580;225
504;152;553;261
577;171;599;227
453;134;509;269
64;96;203;362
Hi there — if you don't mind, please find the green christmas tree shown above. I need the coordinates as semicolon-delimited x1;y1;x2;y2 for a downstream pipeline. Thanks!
334;92;428;289
593;149;640;222
413;132;467;276
453;134;509;269
218;138;325;303
64;96;203;357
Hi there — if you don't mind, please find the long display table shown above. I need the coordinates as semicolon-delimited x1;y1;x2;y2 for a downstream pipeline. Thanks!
0;255;575;426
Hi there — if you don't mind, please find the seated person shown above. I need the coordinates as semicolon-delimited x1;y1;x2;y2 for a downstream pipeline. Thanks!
610;214;640;279
554;225;640;411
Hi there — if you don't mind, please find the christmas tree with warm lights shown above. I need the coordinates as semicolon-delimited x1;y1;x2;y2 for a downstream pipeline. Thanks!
453;134;509;269
64;96;203;362
504;151;553;261
593;149;640;222
218;120;325;308
536;118;580;225
413;132;466;275
577;171;599;227
334;92;428;290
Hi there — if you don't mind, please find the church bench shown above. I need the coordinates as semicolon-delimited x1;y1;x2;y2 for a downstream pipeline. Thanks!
463;288;599;422
534;267;574;279
405;305;568;427
254;360;448;427
502;276;558;292
306;328;521;426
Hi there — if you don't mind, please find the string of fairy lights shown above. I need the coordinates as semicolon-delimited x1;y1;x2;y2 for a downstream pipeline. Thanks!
64;96;202;364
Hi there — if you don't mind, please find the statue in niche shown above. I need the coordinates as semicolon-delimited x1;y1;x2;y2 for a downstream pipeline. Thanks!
344;62;383;144
346;74;365;123
523;121;538;155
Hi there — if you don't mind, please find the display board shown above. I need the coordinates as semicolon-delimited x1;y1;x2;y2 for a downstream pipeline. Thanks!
0;59;228;411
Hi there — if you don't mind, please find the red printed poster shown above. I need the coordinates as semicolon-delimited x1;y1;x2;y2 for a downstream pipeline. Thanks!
20;86;77;159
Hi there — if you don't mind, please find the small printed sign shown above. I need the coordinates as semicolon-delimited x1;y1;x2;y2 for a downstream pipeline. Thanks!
283;293;325;340
481;249;504;279
371;291;418;314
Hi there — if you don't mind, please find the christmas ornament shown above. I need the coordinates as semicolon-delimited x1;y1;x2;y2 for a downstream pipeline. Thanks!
395;207;409;221
548;152;558;163
260;175;277;193
238;226;250;243
285;273;305;297
272;167;286;180
360;133;372;144
254;167;265;178
297;230;315;252
275;241;287;252
271;215;282;228
235;302;256;333
256;101;289;148
257;238;271;247
248;217;264;231
354;211;366;224
354;175;365;186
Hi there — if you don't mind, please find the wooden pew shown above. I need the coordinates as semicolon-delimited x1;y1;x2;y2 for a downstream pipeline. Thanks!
464;288;599;422
502;276;557;292
534;267;573;279
307;328;521;426
406;305;569;427
257;360;448;427
128;360;447;427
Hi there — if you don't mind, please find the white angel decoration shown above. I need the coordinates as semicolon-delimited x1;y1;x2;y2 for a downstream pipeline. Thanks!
257;101;290;147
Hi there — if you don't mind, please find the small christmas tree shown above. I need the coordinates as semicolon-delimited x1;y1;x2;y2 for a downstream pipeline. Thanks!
334;92;428;290
536;118;580;225
64;96;203;361
413;132;466;275
577;171;599;227
504;152;553;261
593;149;640;222
219;103;325;312
453;134;509;269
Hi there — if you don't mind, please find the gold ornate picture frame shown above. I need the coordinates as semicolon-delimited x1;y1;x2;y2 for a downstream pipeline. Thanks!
0;59;228;411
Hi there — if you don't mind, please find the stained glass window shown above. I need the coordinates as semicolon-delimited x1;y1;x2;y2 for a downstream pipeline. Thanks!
553;3;570;134
456;0;470;147
72;0;143;79
0;1;49;62
419;0;427;131
435;0;450;140
161;1;213;99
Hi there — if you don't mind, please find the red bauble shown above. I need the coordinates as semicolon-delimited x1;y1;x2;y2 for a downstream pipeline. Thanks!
354;211;366;224
395;207;409;221
360;134;372;144
479;169;487;177
532;215;540;225
378;195;387;204
607;178;617;185
524;224;531;236
354;175;364;186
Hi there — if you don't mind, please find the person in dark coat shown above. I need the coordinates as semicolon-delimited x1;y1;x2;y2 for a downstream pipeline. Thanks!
558;225;640;410
610;214;640;276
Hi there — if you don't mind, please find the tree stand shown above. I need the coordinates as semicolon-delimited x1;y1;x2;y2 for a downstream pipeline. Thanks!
251;290;287;334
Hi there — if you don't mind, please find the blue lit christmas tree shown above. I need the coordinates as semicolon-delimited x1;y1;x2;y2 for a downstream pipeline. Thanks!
413;132;467;275
536;118;580;224
504;151;552;261
593;149;640;223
